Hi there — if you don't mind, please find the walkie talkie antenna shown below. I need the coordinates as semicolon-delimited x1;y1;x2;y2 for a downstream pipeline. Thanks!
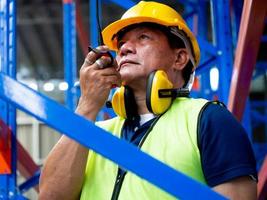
88;0;114;65
96;0;104;45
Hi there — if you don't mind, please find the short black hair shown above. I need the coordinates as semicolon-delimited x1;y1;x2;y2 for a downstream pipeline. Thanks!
115;22;193;85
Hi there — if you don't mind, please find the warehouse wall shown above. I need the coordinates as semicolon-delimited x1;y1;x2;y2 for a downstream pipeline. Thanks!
17;110;61;199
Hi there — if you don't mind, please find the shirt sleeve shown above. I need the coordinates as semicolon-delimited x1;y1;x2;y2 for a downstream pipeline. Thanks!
199;103;257;187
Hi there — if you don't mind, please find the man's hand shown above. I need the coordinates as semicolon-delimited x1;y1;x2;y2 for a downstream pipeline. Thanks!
77;45;121;118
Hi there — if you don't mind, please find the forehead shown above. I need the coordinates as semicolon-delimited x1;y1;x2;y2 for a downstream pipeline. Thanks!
116;24;167;41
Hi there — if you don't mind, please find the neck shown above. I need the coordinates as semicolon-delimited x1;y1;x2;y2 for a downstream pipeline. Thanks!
170;71;185;88
130;85;150;115
136;97;150;115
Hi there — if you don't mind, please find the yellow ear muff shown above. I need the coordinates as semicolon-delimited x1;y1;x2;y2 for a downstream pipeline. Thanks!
146;70;173;115
112;86;127;118
111;86;138;119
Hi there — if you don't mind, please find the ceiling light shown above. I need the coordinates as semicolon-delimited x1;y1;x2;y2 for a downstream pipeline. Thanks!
43;82;55;92
59;82;68;91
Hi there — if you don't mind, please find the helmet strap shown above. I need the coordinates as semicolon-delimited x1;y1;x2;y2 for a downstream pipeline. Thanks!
169;27;196;70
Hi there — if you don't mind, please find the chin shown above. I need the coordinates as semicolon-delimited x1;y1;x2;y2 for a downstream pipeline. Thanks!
120;73;135;84
120;71;147;86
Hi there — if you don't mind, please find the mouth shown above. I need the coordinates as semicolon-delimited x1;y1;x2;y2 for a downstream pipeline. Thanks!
119;60;139;69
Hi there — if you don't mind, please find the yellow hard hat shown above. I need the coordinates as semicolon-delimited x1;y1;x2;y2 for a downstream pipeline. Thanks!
102;1;200;68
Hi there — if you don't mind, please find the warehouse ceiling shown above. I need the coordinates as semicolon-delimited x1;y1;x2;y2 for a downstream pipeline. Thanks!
18;0;74;80
17;0;266;90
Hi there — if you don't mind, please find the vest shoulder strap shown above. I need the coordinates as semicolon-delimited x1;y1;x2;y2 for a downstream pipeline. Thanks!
196;100;226;149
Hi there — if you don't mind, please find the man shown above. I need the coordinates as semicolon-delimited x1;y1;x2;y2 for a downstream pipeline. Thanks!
39;1;257;200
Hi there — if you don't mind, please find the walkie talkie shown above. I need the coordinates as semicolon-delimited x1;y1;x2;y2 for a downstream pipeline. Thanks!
75;0;115;96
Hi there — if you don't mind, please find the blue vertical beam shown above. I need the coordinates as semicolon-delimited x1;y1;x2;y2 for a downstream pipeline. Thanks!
210;0;233;104
89;0;98;47
0;0;17;199
63;0;77;111
231;0;243;49
197;0;214;100
183;1;216;100
183;1;195;37
7;0;17;197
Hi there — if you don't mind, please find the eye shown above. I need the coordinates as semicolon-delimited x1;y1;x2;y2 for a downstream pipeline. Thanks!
138;34;150;40
117;40;125;50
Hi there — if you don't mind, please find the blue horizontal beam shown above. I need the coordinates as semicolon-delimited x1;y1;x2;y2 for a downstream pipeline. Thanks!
18;171;40;193
196;56;217;75
256;62;267;70
105;0;135;9
0;73;226;200
251;101;267;108
251;110;267;124
197;37;218;56
180;0;197;8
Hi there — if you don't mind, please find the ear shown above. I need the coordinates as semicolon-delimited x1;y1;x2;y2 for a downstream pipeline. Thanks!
173;48;190;71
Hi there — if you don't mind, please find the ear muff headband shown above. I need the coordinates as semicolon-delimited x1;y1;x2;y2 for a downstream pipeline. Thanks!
146;70;173;115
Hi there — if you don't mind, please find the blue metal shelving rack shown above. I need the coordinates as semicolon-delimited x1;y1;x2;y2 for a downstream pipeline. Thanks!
63;0;77;111
0;0;25;199
0;0;266;199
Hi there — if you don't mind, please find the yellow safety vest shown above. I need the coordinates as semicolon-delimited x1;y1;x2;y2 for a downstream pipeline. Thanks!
80;98;208;200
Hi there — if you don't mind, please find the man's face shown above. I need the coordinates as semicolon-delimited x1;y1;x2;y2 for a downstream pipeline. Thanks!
115;26;178;88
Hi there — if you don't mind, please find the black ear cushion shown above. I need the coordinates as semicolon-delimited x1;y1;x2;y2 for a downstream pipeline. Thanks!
146;71;156;113
124;86;138;120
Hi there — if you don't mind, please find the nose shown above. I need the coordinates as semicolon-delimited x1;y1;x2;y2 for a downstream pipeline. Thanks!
117;40;136;57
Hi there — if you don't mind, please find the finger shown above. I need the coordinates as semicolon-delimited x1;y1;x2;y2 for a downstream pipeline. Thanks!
93;46;114;67
94;56;113;69
83;46;112;68
84;57;94;66
88;45;111;60
82;51;99;68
